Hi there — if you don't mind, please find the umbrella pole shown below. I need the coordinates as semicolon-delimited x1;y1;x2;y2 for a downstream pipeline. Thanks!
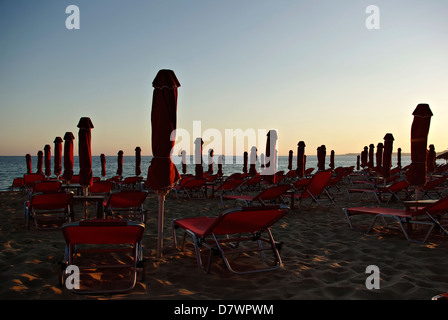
157;190;168;259
415;187;420;201
83;186;89;219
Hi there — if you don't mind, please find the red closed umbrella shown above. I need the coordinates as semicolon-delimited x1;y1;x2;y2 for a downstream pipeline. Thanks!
218;155;223;176
135;147;142;176
63;132;75;183
288;150;293;171
26;154;32;174
296;141;305;178
406;104;433;199
44;144;51;178
181;150;187;174
368;144;375;168
54;137;63;179
145;69;181;258
249;146;258;176
208;149;214;174
361;146;368;168
397;148;402;168
77;117;94;193
243;151;248;173
117;150;124;178
194;138;203;178
330;150;335;171
376;143;384;170
317;145;326;171
37;150;43;175
427;144;435;174
100;154;106;179
356;155;360;171
381;133;394;179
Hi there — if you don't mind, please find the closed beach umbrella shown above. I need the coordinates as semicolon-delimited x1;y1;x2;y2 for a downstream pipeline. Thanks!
26;154;32;174
243;151;248;173
405;104;433;199
368;144;375;168
145;69;181;258
317;147;321;170
356;155;360;171
249;146;258;176
397;148;402;168
296;141;305;178
44;144;51;178
288;150;293;171
135;147;142;176
217;155;223;176
37;150;43;175
100;154;106;179
317;145;326;171
63;132;75;182
77;117;94;192
376;143;384;170
194;138;204;178
181;150;187;174
330;150;335;170
208;149;214;174
117;150;124;178
381;133;394;179
54;137;63;179
427;144;435;174
361;146;368;168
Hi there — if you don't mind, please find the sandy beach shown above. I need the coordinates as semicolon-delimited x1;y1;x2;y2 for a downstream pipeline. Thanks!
1;175;447;302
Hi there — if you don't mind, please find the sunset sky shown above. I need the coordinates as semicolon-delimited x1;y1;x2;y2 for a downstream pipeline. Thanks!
1;0;447;157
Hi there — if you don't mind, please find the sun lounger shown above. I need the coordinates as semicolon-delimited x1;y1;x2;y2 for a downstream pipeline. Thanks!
221;184;291;207
420;177;447;199
25;191;73;230
293;171;333;206
343;195;448;243
175;178;207;199
10;177;24;192
23;173;46;194
32;180;62;194
59;219;145;294
89;181;114;195
172;205;289;274
104;190;147;222
347;180;411;203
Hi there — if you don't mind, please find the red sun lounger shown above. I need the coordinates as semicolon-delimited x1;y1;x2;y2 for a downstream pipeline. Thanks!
172;205;289;274
221;184;292;207
104;190;148;222
25;191;73;230
347;180;411;203
293;171;333;206
59;219;145;294
343;195;448;243
173;178;207;199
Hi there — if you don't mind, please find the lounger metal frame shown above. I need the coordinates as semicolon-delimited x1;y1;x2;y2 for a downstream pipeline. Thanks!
172;205;289;274
59;219;145;294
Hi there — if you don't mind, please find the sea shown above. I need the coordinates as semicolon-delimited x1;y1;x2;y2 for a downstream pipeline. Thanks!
0;155;414;191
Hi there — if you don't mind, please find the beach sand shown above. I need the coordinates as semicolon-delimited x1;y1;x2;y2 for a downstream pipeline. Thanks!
1;178;447;301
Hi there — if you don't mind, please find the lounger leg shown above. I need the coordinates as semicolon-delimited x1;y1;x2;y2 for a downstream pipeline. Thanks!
366;215;380;233
343;208;355;230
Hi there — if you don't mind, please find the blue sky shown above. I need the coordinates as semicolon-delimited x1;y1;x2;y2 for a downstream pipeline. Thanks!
1;0;447;157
